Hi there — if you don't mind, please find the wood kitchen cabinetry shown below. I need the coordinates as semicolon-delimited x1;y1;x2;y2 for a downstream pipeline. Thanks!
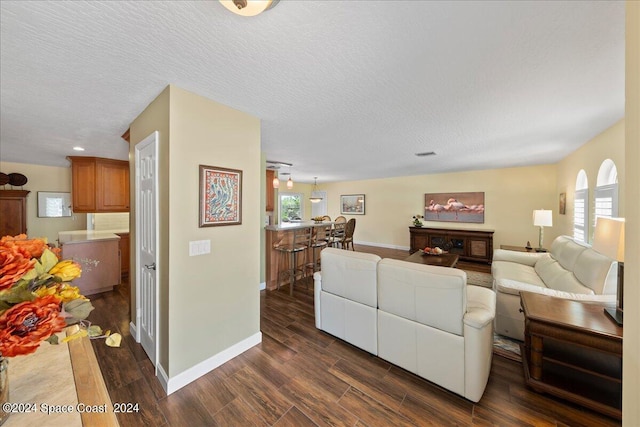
409;226;494;264
266;169;275;212
116;232;130;277
68;156;129;213
0;190;30;236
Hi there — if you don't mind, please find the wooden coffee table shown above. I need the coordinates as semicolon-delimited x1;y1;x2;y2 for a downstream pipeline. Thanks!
520;291;622;419
404;251;459;268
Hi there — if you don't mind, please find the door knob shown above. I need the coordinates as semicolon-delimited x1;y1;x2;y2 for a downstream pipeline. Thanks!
144;262;156;271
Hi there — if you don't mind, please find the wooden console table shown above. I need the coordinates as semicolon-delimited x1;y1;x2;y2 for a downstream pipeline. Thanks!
520;292;622;420
409;226;494;264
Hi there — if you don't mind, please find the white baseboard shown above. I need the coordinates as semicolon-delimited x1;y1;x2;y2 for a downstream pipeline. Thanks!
159;331;262;395
259;281;266;291
129;321;139;342
354;240;410;251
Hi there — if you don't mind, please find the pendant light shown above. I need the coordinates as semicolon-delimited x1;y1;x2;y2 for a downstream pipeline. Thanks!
286;165;294;189
310;177;323;203
272;174;280;189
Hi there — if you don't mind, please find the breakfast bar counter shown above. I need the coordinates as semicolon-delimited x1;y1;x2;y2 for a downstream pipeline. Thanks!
265;221;331;291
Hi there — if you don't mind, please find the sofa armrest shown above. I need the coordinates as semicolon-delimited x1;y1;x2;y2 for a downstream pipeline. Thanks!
493;249;547;266
464;286;496;329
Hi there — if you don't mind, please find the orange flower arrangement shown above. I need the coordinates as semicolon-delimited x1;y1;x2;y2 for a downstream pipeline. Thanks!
0;234;120;358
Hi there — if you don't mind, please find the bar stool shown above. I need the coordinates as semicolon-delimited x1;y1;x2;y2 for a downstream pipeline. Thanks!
305;224;330;276
274;227;312;296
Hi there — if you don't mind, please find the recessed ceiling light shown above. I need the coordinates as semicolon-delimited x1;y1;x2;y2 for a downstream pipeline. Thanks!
415;151;436;157
73;146;85;151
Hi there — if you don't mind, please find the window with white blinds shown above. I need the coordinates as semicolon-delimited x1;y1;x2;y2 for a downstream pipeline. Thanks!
593;159;619;234
573;188;588;242
594;183;618;219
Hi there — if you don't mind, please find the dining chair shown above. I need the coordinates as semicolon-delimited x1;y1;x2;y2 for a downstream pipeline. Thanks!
342;218;356;251
328;216;347;248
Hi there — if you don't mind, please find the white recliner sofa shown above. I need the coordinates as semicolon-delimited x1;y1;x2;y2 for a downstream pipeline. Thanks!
492;235;618;341
314;248;496;403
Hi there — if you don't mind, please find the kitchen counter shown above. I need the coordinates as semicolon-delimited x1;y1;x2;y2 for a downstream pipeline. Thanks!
58;230;124;244
265;220;332;231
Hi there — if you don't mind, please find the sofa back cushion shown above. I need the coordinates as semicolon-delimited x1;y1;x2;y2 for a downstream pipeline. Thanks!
534;257;594;295
573;249;618;295
378;259;467;336
320;247;380;307
550;236;588;271
546;236;618;295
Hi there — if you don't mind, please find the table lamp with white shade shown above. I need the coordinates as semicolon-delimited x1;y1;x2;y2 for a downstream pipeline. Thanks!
592;217;625;325
533;209;553;252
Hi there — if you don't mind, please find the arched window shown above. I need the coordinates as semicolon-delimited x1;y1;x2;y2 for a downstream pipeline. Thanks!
573;170;589;242
594;159;619;223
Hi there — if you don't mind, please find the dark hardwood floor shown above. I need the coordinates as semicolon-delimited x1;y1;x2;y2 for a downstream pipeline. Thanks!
87;245;620;426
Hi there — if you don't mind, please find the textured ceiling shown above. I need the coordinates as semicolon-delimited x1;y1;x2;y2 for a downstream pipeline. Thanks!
0;1;625;183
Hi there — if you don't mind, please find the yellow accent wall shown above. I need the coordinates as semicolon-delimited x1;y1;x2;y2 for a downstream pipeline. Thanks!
0;161;87;242
318;164;558;251
624;1;639;424
129;85;262;380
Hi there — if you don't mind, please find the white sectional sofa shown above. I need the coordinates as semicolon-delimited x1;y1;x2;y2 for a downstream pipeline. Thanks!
314;248;496;403
492;235;618;341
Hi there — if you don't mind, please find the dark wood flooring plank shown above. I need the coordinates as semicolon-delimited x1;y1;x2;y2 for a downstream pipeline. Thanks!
385;365;473;425
329;358;405;412
338;387;414;427
279;377;359;427
252;332;299;364
225;366;294;425
108;377;168;427
212;396;270;427
282;333;340;369
237;344;295;388
273;406;320;427
155;380;218;427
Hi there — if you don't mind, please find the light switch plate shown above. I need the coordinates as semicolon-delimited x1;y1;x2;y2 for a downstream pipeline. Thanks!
189;240;211;256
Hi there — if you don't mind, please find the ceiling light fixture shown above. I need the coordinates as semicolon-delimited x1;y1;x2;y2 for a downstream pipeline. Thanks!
73;146;85;151
286;164;294;189
219;0;279;17
267;160;292;189
310;177;323;203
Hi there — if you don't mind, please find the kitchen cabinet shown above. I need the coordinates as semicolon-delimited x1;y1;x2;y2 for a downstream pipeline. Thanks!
409;226;494;264
266;169;275;212
68;156;129;213
116;232;130;277
0;190;30;236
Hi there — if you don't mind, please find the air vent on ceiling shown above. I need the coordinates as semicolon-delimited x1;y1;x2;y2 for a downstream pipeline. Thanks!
415;151;436;157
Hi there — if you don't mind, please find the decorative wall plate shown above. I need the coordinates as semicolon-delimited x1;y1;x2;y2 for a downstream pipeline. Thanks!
8;173;28;186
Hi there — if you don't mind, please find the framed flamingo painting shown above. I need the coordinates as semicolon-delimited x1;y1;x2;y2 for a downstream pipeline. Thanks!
424;192;484;224
199;165;242;227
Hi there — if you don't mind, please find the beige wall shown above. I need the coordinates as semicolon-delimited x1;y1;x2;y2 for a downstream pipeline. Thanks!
0;161;87;242
556;120;625;240
624;1;639;424
130;85;261;379
317;164;558;251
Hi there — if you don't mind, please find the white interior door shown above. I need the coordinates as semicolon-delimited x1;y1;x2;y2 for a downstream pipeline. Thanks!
311;191;327;217
135;131;159;370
